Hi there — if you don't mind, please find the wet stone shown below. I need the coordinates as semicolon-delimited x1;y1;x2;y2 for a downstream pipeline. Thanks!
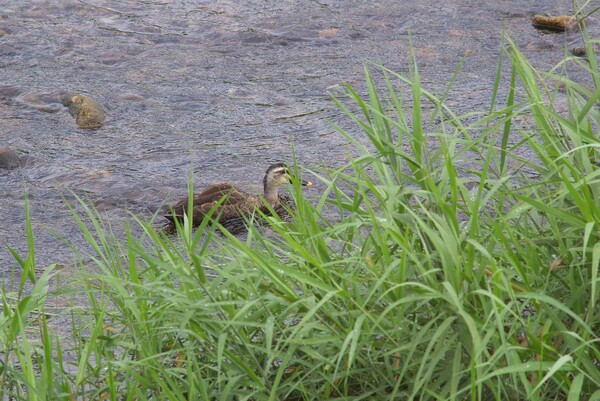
0;44;16;57
119;92;146;102
570;47;587;57
0;146;20;169
570;44;600;58
531;15;578;32
17;91;64;113
0;85;23;101
61;93;106;129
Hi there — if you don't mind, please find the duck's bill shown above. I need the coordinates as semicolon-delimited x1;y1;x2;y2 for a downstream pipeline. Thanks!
301;180;313;187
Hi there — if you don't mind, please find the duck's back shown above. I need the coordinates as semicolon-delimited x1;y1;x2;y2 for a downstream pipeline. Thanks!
165;183;259;224
197;183;250;205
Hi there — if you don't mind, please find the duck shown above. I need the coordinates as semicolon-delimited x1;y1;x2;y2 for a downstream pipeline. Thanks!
164;162;312;228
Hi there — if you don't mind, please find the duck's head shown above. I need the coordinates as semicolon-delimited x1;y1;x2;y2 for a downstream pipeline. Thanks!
264;163;312;189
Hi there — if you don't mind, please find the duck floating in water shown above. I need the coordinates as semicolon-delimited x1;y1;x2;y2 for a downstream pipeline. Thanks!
164;162;312;229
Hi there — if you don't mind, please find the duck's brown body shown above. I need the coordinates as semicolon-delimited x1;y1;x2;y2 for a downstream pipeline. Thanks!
164;163;310;229
165;183;274;226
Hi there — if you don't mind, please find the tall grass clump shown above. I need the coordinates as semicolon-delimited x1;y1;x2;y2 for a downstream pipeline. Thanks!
4;24;600;401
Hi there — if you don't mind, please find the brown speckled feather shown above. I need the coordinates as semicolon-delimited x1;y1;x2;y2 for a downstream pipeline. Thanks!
164;183;265;225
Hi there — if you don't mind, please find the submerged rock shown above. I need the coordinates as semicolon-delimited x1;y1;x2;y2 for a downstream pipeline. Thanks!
570;47;587;57
532;15;578;32
0;146;20;169
570;44;600;58
61;93;106;129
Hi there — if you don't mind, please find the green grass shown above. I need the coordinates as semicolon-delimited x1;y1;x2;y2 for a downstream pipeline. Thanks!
2;21;600;401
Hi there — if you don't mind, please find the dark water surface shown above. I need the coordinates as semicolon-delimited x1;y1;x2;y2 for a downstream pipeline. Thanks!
0;0;596;274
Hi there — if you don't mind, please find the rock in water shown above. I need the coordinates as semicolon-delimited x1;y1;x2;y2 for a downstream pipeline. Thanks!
531;15;578;32
61;93;106;129
0;146;20;169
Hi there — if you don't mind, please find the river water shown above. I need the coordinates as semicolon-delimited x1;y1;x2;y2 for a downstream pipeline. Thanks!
0;0;596;276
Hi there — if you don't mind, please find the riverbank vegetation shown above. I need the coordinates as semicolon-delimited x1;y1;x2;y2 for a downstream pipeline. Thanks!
2;34;600;400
